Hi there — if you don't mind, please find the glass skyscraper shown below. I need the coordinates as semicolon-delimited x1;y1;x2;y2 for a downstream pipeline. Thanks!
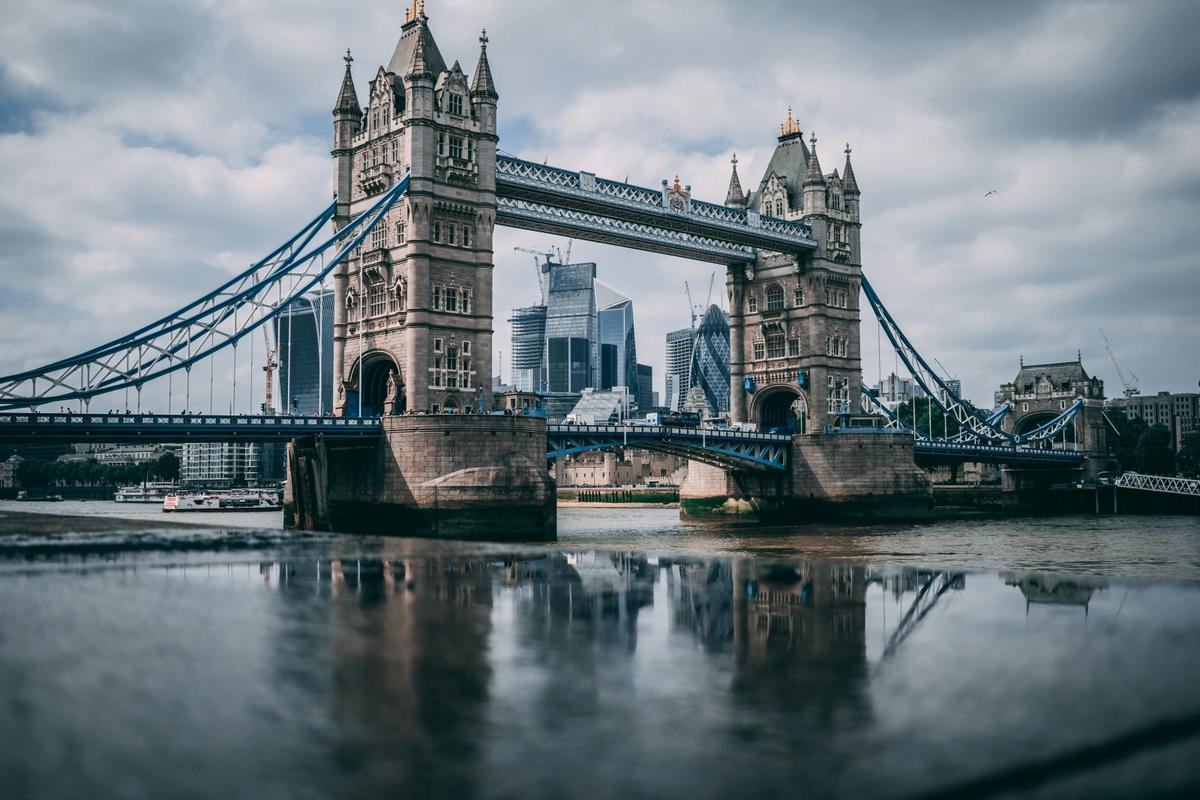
507;261;642;420
509;304;547;392
689;305;730;415
665;327;696;412
275;288;335;415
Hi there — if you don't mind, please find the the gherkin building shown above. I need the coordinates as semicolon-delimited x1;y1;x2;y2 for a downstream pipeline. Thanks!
689;305;730;414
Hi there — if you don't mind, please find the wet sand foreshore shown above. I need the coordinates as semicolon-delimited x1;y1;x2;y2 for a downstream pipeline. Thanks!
0;509;205;536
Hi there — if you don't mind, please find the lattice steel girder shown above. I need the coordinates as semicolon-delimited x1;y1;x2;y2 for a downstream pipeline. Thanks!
1115;472;1200;496
497;197;755;265
496;156;817;259
0;412;382;443
546;424;791;472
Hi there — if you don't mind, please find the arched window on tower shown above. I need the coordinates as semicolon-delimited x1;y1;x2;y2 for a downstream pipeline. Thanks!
766;284;785;311
775;199;784;216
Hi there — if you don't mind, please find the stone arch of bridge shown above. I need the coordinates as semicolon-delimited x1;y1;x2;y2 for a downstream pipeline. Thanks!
751;384;809;434
348;350;403;417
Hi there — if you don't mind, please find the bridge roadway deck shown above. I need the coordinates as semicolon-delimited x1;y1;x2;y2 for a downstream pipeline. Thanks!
0;412;382;443
0;414;1085;468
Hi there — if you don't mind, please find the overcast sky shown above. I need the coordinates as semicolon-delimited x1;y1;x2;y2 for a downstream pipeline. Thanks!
1;0;1197;413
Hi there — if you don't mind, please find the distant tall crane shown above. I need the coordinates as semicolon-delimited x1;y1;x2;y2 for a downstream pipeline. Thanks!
513;245;556;303
1099;329;1139;398
261;327;278;414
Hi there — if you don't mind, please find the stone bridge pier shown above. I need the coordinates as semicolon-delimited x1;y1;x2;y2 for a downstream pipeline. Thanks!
286;415;556;539
680;430;932;521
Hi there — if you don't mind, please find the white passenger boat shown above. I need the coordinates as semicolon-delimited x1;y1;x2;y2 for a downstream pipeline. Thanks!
114;482;178;503
162;491;282;512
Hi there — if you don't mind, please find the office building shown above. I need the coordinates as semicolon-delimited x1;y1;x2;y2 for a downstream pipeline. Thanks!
509;304;547;392
275;288;335;415
508;260;642;420
1112;388;1199;448
636;364;654;412
689;304;730;415
181;442;263;488
665;327;696;412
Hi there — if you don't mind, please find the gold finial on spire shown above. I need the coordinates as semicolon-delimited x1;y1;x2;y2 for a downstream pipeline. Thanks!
780;105;801;137
844;142;851;156
731;152;738;168
405;0;424;23
480;28;489;48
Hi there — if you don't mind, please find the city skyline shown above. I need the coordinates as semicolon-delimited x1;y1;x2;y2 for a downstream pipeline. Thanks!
0;0;1197;414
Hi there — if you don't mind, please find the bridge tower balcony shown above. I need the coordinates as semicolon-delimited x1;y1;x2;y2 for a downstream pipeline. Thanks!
359;164;395;196
827;240;852;262
436;154;479;185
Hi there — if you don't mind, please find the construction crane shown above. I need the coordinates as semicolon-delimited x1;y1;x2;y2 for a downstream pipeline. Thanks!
261;327;278;414
684;272;718;328
513;245;556;303
1099;329;1139;398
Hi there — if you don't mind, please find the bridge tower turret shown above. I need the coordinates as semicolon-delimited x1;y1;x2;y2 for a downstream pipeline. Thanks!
331;1;499;417
332;50;362;227
728;114;863;433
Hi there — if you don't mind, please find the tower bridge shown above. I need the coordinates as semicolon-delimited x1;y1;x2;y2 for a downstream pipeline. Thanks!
0;1;1110;537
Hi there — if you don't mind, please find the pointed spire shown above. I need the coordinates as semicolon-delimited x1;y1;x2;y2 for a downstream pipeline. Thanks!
803;133;826;187
407;19;434;77
334;49;361;115
471;28;498;99
842;142;860;196
725;153;745;207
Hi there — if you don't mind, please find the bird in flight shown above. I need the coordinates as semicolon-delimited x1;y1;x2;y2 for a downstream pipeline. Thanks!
984;189;998;197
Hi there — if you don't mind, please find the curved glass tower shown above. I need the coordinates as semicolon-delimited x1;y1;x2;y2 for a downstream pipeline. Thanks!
689;305;730;415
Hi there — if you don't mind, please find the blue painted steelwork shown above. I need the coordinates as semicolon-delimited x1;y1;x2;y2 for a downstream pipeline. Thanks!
547;424;792;472
495;156;816;264
913;440;1084;466
0;412;381;443
861;275;1084;446
0;174;411;411
860;387;1010;441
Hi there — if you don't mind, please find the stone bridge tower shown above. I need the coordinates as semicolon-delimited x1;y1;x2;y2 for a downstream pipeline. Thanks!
331;1;498;416
724;110;862;432
997;357;1112;456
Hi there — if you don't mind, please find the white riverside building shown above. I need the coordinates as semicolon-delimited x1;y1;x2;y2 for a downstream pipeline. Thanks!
181;442;263;488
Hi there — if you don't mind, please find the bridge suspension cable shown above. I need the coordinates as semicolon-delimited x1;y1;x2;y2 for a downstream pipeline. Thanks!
0;173;411;411
860;274;1083;446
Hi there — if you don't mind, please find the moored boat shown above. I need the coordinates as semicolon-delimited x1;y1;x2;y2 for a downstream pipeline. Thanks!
115;482;178;504
162;491;281;512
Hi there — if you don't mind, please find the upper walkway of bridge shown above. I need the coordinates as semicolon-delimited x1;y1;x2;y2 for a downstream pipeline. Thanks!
495;156;817;264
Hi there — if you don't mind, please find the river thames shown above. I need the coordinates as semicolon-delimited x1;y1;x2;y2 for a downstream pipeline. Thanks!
2;503;1198;798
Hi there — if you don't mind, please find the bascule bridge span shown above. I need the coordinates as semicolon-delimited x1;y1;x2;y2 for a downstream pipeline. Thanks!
0;5;1097;536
